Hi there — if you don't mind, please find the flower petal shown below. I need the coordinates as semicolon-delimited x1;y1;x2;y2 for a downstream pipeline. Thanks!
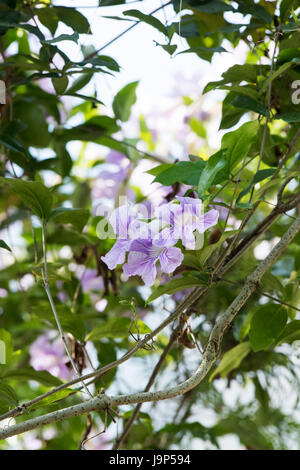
101;239;130;270
123;251;157;286
130;238;152;254
159;246;184;274
109;205;132;238
196;209;219;233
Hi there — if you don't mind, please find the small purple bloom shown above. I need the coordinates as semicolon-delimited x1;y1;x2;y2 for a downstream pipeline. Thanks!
30;334;72;380
79;269;104;292
158;196;219;249
106;150;130;167
123;238;183;287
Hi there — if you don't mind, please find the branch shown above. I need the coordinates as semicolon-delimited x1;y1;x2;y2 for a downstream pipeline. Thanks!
1;215;299;440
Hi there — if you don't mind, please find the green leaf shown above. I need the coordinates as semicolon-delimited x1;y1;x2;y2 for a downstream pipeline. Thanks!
31;304;86;342
36;7;59;35
0;380;18;405
198;230;236;266
177;46;227;56
156;422;217;446
276;112;300;122
123;10;168;36
220;109;245;130
28;388;74;411
204;64;264;94
0;240;11;252
112;81;139;122
192;1;234;13
47;226;90;246
52;74;69;95
238;3;272;24
152;159;206;186
238;311;256;342
3;367;63;387
249;304;288;352
220;85;261;101
280;0;298;22
60;116;119;142
261;272;284;295
197;149;227;198
53;6;90;34
2;119;27;137
275;320;300;345
0;329;13;363
236;169;276;204
43;32;79;45
0;134;29;159
66;72;93;94
154;43;177;55
231;94;268;116
146;164;173;177
0;178;53;220
146;277;207;304
49;207;89;231
221;121;259;171
14;101;51;148
99;0;126;5
209;342;251;381
30;262;71;282
78;55;120;71
189;117;206;138
261;62;292;92
86;317;151;341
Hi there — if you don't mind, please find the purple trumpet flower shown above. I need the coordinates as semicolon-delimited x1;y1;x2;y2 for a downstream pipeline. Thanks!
101;205;146;270
123;238;183;287
157;196;219;249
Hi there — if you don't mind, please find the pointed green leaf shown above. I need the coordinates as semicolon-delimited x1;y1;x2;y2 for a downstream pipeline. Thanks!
86;317;151;341
0;178;53;220
221;121;259;171
123;10;168;36
49;207;89;231
113;81;139;122
52;75;69;94
236;169;276;204
146;277;207;304
210;342;251;381
198;149;227;198
3;367;63;387
0;380;18;406
0;240;11;252
249;304;288;352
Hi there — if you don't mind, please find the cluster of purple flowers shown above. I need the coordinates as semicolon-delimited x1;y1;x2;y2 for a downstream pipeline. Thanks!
101;196;219;287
